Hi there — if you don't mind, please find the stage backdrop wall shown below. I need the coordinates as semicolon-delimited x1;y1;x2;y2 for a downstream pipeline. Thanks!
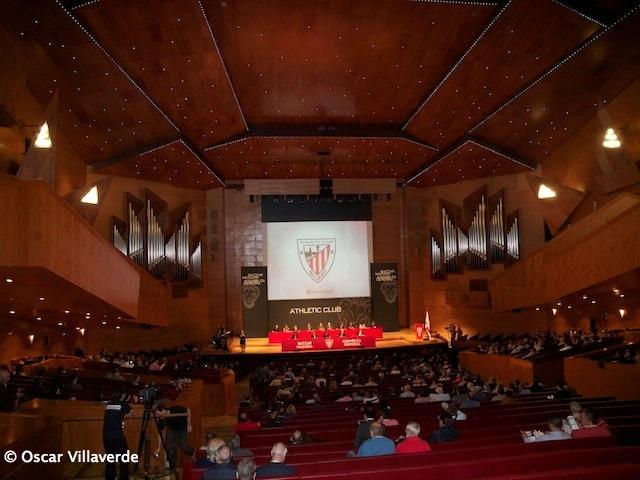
269;297;371;330
241;266;269;337
370;263;400;331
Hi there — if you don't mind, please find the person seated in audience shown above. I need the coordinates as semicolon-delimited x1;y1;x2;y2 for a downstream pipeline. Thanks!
553;382;577;399
236;412;261;432
363;390;379;404
379;408;399;427
365;376;378;386
428;412;459;443
415;392;430;404
500;389;516;404
522;417;571;443
237;458;257;480
66;374;83;391
357;422;396;457
256;442;297;478
285;404;297;418
468;383;487;402
354;406;377;449
336;392;354;403
149;357;167;371
455;386;480;408
200;432;218;451
443;402;467;421
264;411;283;428
288;429;317;445
203;445;237;480
396;421;432;454
105;367;126;381
563;401;581;432
229;434;254;457
196;437;226;468
399;384;416;399
429;385;451;402
491;386;507;402
571;408;611;438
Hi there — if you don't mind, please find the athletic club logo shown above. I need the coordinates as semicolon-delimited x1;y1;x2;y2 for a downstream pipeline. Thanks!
325;338;334;349
297;238;336;283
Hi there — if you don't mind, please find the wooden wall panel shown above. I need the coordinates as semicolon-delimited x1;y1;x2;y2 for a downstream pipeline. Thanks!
459;352;533;385
565;357;640;401
490;193;640;311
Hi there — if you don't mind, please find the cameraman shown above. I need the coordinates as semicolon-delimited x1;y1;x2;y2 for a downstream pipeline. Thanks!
156;403;194;471
103;389;132;480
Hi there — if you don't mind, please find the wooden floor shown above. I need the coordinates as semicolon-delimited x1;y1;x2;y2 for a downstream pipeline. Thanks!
205;328;444;355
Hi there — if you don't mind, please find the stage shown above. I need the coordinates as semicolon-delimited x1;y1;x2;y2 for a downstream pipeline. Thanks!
205;328;446;355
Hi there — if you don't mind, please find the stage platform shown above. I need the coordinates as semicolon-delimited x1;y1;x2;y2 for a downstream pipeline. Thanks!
204;328;446;355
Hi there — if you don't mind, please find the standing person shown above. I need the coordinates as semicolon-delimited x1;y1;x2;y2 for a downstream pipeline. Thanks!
102;389;132;480
240;330;247;353
156;404;194;472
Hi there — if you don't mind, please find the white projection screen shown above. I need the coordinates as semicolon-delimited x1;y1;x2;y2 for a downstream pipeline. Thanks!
266;221;372;300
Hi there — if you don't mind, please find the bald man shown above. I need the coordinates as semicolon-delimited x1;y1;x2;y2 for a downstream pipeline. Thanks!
256;442;297;478
204;445;237;480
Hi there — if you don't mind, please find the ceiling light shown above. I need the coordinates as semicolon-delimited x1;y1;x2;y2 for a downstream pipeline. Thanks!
5;278;13;283
613;288;620;295
28;334;35;344
537;184;556;199
79;328;85;336
556;302;562;306
39;297;45;301
602;128;621;149
115;325;121;330
34;122;52;148
80;186;99;205
619;309;626;318
591;300;596;304
567;305;572;309
620;294;625;298
9;310;16;314
36;317;42;321
64;310;70;314
582;295;588;300
57;322;63;326
535;307;540;311
101;321;107;325
552;308;557;316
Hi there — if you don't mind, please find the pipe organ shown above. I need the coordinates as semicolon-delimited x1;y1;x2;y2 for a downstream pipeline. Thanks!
111;189;202;289
430;185;520;279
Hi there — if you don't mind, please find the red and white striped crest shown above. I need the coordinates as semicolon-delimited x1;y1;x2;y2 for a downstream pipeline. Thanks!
297;238;336;283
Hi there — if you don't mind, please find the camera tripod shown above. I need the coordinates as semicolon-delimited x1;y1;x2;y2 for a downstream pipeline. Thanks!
134;403;169;480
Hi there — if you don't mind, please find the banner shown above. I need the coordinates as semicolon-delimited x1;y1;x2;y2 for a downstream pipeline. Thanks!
281;336;375;352
370;263;399;331
268;297;371;330
241;266;268;337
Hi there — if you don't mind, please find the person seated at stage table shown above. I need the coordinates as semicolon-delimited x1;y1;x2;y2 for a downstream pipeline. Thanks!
282;324;290;332
256;443;297;478
348;321;355;328
322;329;331;338
290;330;298;340
357;422;395;457
293;324;299;332
428;412;459;444
273;324;280;332
358;328;365;337
310;330;318;339
203;445;237;480
306;322;312;331
338;326;347;337
571;408;611;439
370;319;377;327
327;321;333;329
396;422;432;454
319;322;325;330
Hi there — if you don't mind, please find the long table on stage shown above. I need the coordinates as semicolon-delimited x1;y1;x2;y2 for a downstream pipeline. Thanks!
281;336;376;351
268;326;383;344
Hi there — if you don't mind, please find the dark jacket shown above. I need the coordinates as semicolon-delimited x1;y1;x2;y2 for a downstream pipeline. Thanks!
203;463;237;480
428;425;459;443
256;462;298;478
354;418;375;449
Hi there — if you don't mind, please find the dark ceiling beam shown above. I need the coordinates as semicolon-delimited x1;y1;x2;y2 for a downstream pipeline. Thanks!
92;134;181;170
401;0;512;132
197;0;249;132
54;0;226;187
402;137;535;187
203;126;439;152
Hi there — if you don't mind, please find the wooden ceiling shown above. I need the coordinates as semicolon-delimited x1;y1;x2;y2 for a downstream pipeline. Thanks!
0;0;639;188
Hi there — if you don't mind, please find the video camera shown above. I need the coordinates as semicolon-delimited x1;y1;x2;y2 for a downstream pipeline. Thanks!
139;383;160;406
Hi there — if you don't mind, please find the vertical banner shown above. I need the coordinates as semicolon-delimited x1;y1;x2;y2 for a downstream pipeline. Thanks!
370;263;399;331
241;266;268;337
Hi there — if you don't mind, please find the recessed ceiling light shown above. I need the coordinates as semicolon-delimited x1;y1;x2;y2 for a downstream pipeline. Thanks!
115;325;121;330
101;321;107;325
9;310;16;314
57;322;63;326
5;278;13;283
64;310;70;314
81;186;99;204
602;128;621;149
39;297;45;301
36;317;42;321
34;122;52;148
591;300;596;304
538;184;556;199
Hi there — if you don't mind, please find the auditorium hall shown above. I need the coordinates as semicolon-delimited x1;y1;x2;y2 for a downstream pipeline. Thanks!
1;1;640;479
